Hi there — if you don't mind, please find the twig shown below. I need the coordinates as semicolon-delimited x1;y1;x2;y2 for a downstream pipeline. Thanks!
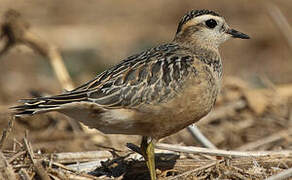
8;150;26;163
23;137;35;162
0;9;98;135
23;137;50;180
0;117;14;150
47;173;61;180
266;167;292;180
156;143;292;158
43;160;78;173
0;9;74;90
52;148;177;164
34;160;51;180
168;160;224;180
52;149;177;172
45;159;101;179
18;168;32;180
0;9;97;136
0;151;17;180
49;168;99;180
52;150;113;163
187;125;217;149
66;159;109;172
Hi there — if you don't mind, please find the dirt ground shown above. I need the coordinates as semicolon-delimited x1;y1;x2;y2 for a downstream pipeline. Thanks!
0;0;292;179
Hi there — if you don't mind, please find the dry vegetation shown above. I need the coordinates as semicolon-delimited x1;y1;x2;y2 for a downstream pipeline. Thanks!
0;0;292;179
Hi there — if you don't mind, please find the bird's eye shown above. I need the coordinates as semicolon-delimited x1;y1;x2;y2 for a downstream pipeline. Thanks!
205;19;217;29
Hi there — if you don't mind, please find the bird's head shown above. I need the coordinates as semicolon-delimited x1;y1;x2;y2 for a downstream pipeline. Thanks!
174;9;250;48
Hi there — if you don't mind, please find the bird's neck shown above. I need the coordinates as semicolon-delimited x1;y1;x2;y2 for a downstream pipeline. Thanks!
194;46;223;79
173;30;220;49
173;38;223;79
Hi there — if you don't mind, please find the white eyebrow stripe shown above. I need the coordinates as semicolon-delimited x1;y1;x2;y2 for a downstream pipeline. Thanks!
186;15;223;25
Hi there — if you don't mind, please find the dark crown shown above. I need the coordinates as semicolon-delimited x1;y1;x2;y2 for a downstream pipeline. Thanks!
176;9;220;34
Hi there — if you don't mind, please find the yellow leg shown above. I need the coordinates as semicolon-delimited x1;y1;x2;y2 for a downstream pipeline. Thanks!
141;136;157;180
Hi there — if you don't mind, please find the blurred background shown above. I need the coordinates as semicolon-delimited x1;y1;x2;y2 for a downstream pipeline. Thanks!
0;0;291;153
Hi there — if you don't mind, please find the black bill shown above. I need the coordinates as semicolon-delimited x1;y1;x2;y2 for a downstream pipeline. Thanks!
226;29;250;39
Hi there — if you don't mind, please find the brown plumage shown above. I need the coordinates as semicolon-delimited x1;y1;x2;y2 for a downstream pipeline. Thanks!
14;42;220;139
13;9;249;179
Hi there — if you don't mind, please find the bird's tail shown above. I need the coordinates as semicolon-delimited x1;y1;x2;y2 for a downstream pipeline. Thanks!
12;90;89;116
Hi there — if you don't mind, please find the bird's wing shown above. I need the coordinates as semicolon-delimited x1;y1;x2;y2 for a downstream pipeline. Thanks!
13;43;197;115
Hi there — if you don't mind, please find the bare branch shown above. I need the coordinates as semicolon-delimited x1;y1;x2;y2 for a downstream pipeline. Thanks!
156;143;292;158
0;118;14;150
266;167;292;180
52;150;113;163
168;160;224;180
23;137;50;180
187;125;217;149
0;152;17;180
0;9;74;90
18;168;31;180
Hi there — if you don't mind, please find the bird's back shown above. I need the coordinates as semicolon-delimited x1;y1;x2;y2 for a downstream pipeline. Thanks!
14;43;196;113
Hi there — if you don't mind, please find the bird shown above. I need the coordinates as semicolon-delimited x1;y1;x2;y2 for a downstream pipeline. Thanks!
13;9;249;180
